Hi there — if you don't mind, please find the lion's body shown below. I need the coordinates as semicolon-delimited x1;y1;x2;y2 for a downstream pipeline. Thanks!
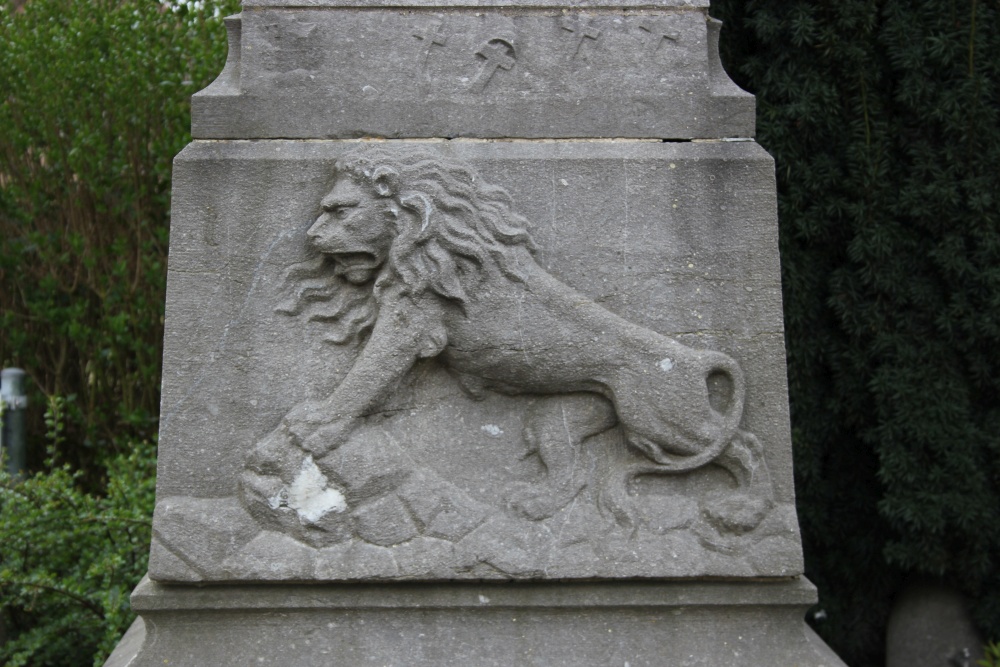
274;148;754;517
393;255;745;470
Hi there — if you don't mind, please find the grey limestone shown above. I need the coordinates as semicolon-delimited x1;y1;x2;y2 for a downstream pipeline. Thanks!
192;10;752;138
106;576;844;667
106;0;848;662
149;139;802;583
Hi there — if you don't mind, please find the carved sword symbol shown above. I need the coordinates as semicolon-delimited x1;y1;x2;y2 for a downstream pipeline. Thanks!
470;39;516;93
560;17;601;59
412;21;448;78
639;21;680;54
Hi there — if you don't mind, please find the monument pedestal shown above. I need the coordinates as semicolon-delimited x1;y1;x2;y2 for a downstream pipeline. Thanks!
106;0;849;663
108;576;843;666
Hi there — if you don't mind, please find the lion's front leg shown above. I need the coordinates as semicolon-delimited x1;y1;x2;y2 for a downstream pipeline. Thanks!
282;399;358;457
289;290;448;459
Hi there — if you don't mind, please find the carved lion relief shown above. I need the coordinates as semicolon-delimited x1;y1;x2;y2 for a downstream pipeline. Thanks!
232;147;781;576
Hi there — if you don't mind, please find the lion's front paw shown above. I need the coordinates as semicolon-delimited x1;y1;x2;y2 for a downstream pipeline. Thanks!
245;423;301;479
283;400;355;456
300;418;354;457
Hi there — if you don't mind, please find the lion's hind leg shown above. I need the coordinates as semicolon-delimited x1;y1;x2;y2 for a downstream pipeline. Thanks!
508;393;617;521
702;430;774;534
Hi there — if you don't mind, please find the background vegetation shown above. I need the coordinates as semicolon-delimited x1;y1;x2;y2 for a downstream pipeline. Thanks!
0;0;997;666
711;1;1000;665
0;1;237;665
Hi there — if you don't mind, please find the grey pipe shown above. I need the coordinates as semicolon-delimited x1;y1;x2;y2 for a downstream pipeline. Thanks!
1;368;28;477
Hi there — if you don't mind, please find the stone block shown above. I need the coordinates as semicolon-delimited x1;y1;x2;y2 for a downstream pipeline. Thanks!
192;7;752;139
105;577;847;667
149;139;803;583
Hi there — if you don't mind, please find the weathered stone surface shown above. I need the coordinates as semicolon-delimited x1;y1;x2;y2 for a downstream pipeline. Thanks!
352;494;420;546
315;540;399;579
192;10;752;139
106;577;846;667
148;139;802;583
149;497;257;581
107;0;846;661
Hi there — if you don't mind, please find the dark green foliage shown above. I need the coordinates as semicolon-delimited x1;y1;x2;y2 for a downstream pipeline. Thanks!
711;1;1000;664
980;641;1000;667
0;0;238;475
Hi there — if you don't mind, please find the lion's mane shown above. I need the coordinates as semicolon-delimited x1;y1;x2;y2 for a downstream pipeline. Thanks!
278;147;537;345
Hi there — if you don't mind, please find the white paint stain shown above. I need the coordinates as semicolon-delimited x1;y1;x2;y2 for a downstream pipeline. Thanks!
269;455;347;523
479;594;491;604
658;357;674;372
482;424;504;437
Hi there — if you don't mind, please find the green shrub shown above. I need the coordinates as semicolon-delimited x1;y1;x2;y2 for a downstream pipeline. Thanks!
711;2;1000;665
0;1;237;664
980;641;1000;667
0;0;238;476
0;398;157;666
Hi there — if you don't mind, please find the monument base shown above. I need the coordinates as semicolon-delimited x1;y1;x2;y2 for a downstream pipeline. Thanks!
106;576;845;666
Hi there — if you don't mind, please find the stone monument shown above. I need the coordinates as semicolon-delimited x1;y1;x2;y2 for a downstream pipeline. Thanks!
106;0;848;664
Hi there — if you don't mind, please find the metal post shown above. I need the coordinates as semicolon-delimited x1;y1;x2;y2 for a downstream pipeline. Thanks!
1;368;28;477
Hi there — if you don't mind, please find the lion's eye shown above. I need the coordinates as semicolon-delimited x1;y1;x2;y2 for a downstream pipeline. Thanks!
324;204;356;220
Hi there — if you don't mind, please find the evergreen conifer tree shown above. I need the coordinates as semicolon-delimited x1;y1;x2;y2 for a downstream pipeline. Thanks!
710;2;1000;664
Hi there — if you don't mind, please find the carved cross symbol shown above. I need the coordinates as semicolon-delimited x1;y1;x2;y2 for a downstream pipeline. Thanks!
639;21;680;54
470;39;516;93
412;21;448;76
560;16;601;59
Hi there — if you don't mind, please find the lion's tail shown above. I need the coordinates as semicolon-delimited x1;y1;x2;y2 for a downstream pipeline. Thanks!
628;350;746;473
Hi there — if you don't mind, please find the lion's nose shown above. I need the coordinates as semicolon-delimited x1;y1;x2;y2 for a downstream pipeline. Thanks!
306;217;322;238
306;216;328;244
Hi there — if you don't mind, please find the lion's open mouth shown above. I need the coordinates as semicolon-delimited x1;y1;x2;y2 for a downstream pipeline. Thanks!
331;252;382;285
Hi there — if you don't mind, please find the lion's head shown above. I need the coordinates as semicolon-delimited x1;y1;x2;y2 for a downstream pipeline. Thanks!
278;147;537;344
